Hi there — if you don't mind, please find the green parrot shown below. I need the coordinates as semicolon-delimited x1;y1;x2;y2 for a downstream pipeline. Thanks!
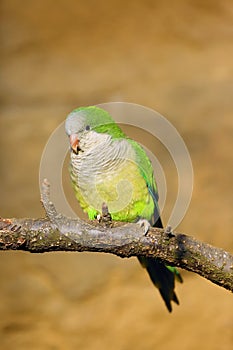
65;106;182;312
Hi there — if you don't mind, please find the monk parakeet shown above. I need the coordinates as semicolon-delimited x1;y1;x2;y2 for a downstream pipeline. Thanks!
65;106;182;312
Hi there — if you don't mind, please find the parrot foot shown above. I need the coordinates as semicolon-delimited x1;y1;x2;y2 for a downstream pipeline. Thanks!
137;219;151;236
164;225;175;238
97;203;112;227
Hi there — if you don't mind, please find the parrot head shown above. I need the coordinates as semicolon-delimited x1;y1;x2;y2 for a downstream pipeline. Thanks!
65;106;122;154
65;106;114;154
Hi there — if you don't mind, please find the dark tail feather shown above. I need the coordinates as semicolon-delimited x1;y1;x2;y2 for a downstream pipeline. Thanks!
138;216;181;312
146;258;179;312
138;257;179;312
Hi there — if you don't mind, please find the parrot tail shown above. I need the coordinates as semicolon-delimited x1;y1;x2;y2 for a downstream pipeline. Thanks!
137;215;182;312
138;257;180;312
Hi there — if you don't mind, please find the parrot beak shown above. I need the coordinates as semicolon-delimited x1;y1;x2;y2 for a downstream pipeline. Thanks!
69;134;80;154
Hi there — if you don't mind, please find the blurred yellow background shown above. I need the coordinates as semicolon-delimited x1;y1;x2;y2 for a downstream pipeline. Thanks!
0;1;233;349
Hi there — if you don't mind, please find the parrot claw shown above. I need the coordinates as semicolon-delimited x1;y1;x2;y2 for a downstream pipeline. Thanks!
164;225;175;238
137;219;151;236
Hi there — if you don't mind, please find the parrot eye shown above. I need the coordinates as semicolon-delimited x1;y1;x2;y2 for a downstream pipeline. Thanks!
85;125;90;131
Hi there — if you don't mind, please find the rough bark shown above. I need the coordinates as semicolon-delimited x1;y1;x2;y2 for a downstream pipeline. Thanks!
0;179;232;292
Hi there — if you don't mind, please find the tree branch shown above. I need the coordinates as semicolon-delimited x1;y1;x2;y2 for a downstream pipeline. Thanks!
0;179;232;293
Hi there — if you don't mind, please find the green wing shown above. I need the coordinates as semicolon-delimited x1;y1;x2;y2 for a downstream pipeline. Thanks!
127;138;159;225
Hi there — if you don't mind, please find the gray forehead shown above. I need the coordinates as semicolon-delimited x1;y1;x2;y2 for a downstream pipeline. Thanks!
65;112;85;135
